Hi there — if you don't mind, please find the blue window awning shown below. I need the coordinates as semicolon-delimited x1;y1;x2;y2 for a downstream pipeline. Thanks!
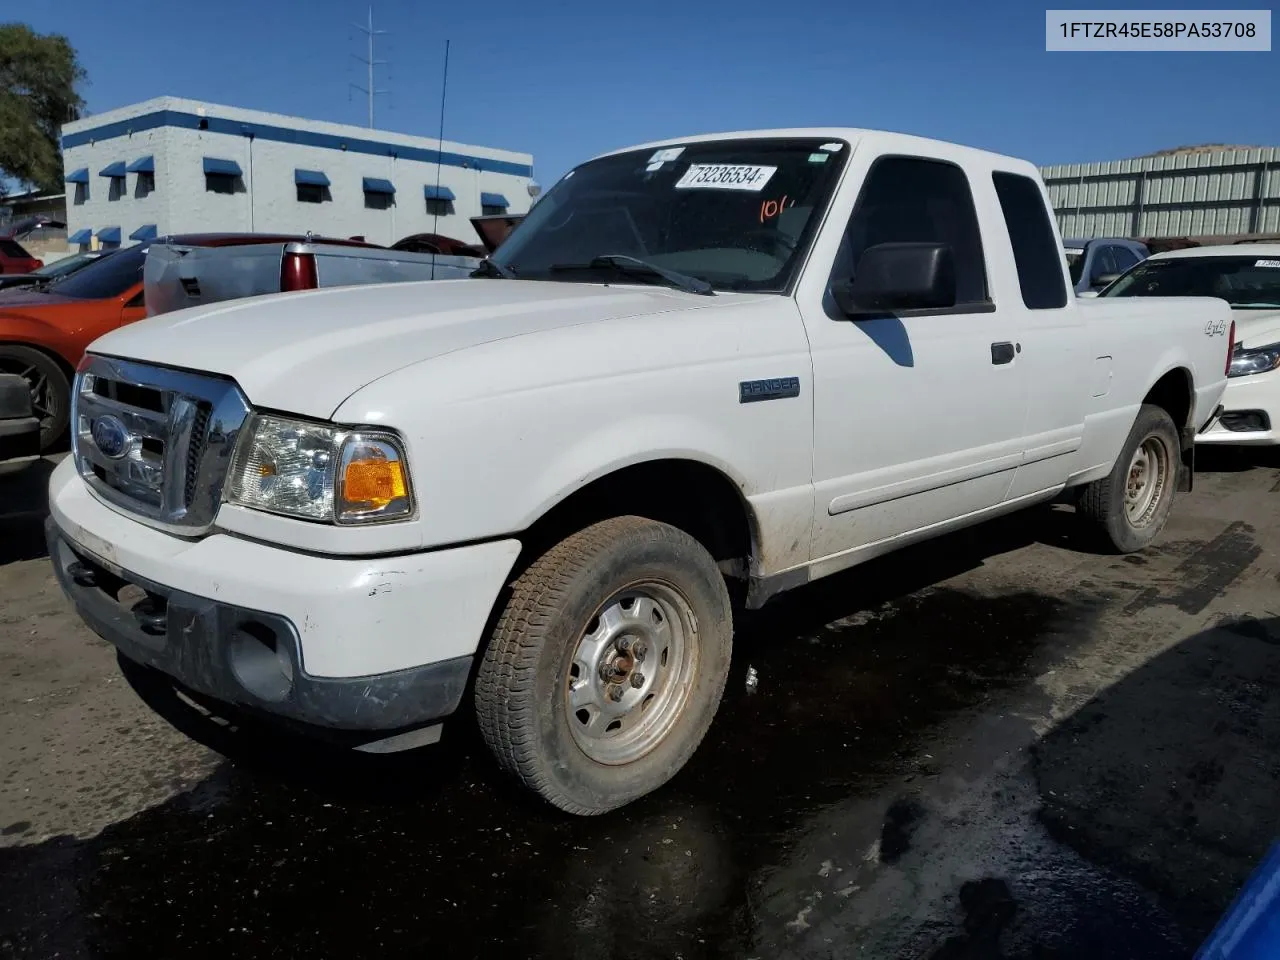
294;168;330;187
96;226;121;243
362;177;396;195
99;161;127;179
424;184;456;201
130;224;158;241
68;228;92;244
203;157;242;177
126;155;154;174
65;168;90;184
481;192;510;209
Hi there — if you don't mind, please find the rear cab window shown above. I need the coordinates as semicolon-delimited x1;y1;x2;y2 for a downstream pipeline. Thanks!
992;172;1068;309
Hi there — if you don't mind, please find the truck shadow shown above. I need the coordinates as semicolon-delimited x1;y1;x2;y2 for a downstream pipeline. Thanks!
1032;614;1280;947
1195;444;1280;473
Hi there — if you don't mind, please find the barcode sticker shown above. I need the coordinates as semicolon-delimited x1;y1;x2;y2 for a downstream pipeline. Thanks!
675;164;777;192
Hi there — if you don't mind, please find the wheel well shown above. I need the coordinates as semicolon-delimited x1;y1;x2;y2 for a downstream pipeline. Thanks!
1143;368;1193;435
0;341;75;385
517;460;756;580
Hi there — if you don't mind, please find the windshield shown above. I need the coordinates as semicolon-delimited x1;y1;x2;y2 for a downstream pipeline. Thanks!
490;137;850;293
1101;255;1280;308
35;251;99;279
47;244;145;300
1065;250;1084;285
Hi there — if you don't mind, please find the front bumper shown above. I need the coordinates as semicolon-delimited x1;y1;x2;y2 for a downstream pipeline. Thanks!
46;457;522;736
1197;371;1280;446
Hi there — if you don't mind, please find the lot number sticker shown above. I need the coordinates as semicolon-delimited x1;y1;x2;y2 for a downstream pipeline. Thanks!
675;164;777;191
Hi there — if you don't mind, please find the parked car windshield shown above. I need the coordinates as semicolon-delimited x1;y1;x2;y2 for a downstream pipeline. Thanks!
489;137;851;293
1101;255;1280;308
47;244;144;300
34;251;101;279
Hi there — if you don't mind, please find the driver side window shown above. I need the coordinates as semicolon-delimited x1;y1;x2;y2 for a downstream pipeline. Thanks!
830;155;990;312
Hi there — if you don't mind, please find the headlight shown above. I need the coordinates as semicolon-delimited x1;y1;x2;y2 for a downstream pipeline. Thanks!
227;414;414;524
1228;342;1280;378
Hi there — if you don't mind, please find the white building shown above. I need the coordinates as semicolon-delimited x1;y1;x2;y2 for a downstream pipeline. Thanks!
60;96;535;249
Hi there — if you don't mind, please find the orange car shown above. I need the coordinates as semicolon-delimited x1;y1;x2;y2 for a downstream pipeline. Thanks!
0;233;360;453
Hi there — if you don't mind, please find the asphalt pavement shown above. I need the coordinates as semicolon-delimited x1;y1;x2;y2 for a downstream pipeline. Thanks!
1;449;1277;959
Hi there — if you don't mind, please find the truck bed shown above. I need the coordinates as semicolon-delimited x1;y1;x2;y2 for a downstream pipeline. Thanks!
143;239;480;317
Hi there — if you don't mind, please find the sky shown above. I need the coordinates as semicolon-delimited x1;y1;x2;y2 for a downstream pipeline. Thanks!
19;0;1279;188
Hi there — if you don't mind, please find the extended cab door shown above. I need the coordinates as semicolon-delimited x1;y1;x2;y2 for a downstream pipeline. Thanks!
988;171;1088;499
797;152;1027;563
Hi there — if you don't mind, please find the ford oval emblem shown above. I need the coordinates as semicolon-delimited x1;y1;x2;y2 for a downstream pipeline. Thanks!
91;415;130;460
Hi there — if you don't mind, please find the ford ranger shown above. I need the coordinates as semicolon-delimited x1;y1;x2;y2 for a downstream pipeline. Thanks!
45;129;1233;815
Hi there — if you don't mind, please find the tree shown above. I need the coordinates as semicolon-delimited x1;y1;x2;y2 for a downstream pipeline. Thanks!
0;23;86;195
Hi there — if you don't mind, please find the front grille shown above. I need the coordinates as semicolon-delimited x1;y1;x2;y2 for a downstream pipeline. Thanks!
184;404;213;507
72;356;251;536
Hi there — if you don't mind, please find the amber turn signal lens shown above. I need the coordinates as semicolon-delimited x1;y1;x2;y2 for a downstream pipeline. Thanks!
342;457;407;510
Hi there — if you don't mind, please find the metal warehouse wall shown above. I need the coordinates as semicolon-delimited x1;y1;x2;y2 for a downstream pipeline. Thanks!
1040;147;1280;239
61;96;534;249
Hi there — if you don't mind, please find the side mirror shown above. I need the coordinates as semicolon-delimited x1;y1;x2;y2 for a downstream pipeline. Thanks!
833;242;956;315
1092;272;1120;289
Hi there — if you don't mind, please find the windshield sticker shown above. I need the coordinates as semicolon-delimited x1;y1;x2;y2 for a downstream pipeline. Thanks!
649;147;684;163
807;153;829;164
1255;259;1280;268
675;164;777;192
645;161;664;172
820;142;843;152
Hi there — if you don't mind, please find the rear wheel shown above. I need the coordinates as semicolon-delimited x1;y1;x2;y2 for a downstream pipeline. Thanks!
475;516;732;815
0;345;69;452
1078;404;1180;553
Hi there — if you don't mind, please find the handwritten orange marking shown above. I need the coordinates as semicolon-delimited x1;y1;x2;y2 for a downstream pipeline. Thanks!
759;195;794;223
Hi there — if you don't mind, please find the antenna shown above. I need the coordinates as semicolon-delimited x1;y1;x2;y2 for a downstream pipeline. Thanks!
431;38;451;236
350;6;387;128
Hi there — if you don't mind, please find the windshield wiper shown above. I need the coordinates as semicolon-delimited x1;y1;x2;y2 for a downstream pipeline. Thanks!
470;258;517;279
549;255;714;296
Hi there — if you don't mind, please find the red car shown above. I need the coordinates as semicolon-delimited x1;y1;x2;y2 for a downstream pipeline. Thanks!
0;238;42;275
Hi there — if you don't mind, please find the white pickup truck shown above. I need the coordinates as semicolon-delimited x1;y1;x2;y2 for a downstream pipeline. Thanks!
46;129;1233;815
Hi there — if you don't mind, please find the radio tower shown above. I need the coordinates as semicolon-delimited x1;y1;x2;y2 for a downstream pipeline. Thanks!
350;6;387;128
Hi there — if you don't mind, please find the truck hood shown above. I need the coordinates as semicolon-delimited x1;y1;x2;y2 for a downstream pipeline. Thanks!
87;279;728;418
1232;308;1280;349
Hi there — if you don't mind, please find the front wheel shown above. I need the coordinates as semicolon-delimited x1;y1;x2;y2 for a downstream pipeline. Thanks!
474;516;733;815
1078;403;1181;553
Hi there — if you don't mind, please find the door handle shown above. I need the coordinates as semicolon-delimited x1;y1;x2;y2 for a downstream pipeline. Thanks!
991;342;1016;365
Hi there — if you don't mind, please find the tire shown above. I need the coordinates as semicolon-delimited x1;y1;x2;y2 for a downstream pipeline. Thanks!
475;516;733;815
1078;403;1181;553
0;345;70;452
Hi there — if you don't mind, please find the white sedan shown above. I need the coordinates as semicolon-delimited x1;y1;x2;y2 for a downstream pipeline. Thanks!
1100;243;1280;445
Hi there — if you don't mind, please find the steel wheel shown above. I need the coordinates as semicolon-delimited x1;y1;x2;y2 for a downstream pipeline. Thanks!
1124;435;1171;528
566;581;698;766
